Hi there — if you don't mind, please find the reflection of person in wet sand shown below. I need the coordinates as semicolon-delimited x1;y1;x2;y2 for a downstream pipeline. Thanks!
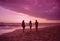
29;21;32;31
21;20;25;32
35;20;38;31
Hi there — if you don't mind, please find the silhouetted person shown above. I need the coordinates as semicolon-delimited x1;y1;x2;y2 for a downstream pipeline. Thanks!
35;20;38;31
21;20;25;32
29;21;32;31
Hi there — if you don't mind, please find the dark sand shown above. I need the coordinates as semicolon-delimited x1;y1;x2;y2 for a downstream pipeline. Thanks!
0;25;60;41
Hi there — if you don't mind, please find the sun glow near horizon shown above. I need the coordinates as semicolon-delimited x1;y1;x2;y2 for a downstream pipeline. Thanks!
0;7;60;23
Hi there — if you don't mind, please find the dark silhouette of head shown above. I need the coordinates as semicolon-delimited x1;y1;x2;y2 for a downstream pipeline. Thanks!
30;20;31;22
36;20;37;22
22;20;25;23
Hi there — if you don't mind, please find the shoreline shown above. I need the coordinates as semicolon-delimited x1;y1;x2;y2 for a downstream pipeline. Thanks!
0;25;60;41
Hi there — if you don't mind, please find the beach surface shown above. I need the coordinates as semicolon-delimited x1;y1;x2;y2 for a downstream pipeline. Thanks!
0;25;60;41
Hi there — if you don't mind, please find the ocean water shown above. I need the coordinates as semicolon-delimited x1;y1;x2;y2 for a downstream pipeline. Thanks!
0;24;59;35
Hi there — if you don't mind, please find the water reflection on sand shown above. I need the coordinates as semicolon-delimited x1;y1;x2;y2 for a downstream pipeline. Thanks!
0;25;56;35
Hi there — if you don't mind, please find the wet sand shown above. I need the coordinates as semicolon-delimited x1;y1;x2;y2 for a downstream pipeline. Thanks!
0;25;60;41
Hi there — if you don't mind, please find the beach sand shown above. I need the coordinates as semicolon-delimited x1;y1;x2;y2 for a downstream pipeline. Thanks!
0;25;60;41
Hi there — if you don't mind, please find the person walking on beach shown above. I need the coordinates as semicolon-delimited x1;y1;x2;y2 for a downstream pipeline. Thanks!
35;20;38;31
29;21;32;31
21;20;25;32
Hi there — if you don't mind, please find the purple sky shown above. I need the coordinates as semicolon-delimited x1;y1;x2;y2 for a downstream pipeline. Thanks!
0;0;60;20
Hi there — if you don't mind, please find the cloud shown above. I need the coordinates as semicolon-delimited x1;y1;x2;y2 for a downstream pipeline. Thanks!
0;0;60;20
